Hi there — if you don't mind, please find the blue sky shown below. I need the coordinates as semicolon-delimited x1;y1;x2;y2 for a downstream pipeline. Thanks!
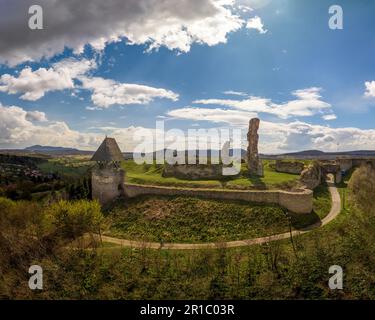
0;0;375;153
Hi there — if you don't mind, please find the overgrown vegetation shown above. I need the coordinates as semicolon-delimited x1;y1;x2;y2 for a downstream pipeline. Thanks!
0;198;103;298
105;184;330;243
105;196;290;243
1;160;374;300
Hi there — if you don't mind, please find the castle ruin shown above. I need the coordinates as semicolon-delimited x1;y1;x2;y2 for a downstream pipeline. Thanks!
247;118;263;176
91;137;125;205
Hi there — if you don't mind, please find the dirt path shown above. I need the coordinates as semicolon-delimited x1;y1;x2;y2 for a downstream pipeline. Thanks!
99;181;341;250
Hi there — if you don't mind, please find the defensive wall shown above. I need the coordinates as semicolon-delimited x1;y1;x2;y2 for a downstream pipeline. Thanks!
124;183;313;214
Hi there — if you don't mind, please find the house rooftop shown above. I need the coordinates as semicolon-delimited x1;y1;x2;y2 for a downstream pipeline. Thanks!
91;137;124;162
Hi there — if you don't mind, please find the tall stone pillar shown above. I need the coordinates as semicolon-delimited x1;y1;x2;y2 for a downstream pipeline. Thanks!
247;118;263;176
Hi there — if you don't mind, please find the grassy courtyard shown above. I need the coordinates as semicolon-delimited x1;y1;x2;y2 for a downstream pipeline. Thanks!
122;159;301;190
37;156;302;190
103;183;331;243
104;196;290;243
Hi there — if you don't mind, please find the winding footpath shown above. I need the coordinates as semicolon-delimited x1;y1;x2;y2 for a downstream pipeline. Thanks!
99;180;341;250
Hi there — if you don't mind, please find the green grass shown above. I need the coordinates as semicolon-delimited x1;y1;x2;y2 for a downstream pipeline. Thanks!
37;157;301;190
104;183;332;244
288;184;331;229
122;159;300;190
312;184;332;220
104;195;291;243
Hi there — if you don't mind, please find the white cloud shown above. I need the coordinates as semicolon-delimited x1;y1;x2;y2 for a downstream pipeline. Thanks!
0;103;179;152
0;103;100;149
237;5;253;13
223;90;248;97
192;87;334;119
1;103;375;154
166;105;375;153
0;58;179;106
246;16;267;34
0;58;96;100
266;121;375;154
85;106;103;111
0;0;244;66
322;114;337;121
167;107;257;126
364;81;375;98
80;76;179;108
25;110;48;122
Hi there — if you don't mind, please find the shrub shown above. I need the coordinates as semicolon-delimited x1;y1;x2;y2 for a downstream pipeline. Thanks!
46;200;103;240
348;164;375;214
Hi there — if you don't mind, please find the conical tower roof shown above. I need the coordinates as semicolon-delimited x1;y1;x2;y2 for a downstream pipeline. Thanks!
91;137;124;162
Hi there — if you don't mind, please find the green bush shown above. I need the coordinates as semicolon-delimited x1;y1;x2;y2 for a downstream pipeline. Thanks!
348;164;375;214
46;200;103;240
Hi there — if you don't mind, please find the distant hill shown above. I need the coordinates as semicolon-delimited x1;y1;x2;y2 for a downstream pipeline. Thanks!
23;145;94;156
25;145;81;153
262;149;375;160
1;145;375;160
282;150;326;157
0;145;93;157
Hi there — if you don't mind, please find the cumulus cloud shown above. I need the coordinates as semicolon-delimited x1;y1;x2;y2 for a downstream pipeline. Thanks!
80;76;179;108
246;16;267;34
1;103;374;154
265;121;375;153
166;106;375;153
0;103;184;152
25;110;48;122
0;58;96;100
0;103;100;149
0;103;150;150
164;87;375;153
364;81;375;98
0;57;178;106
167;107;257;126
0;0;244;66
191;87;334;119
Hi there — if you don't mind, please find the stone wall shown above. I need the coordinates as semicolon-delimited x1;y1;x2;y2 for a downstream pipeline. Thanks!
124;183;313;214
338;159;353;172
163;163;233;180
319;161;342;184
300;163;322;190
275;160;305;174
92;166;125;205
